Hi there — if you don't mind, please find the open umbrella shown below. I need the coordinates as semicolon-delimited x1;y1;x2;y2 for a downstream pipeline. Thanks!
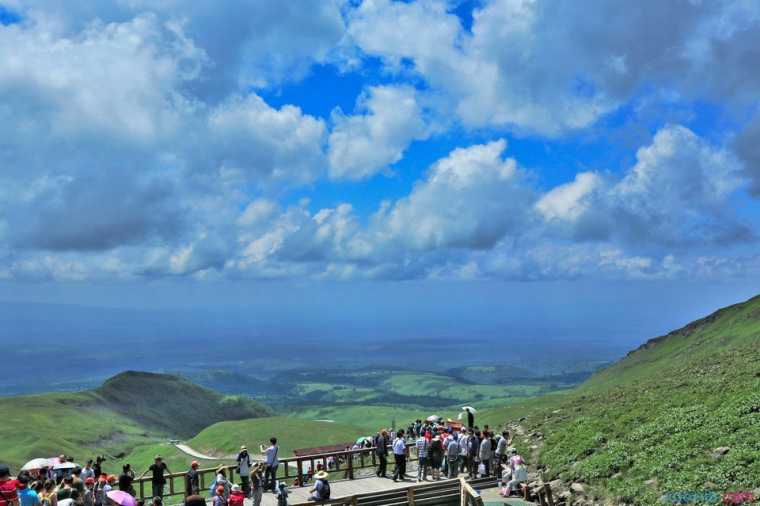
53;462;79;470
426;415;442;422
107;490;137;506
355;437;370;445
461;406;477;413
21;458;51;471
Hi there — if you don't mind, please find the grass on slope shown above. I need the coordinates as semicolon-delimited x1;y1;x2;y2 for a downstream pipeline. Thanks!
97;371;272;438
0;371;272;473
0;391;155;471
478;295;760;505
189;417;366;457
291;405;443;432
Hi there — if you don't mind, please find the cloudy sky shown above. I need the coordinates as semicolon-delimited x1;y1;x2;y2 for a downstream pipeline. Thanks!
1;0;759;343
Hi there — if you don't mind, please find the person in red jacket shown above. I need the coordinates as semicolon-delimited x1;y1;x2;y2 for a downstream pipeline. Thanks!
0;465;19;506
227;485;244;506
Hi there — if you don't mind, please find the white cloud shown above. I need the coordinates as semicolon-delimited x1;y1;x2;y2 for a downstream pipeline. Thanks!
328;85;429;180
345;0;760;135
372;139;533;250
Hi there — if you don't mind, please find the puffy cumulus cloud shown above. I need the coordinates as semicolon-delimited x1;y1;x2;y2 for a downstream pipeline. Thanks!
537;125;751;247
8;0;347;95
0;13;204;159
345;0;760;135
206;94;327;186
0;10;329;259
328;85;429;180
371;139;533;250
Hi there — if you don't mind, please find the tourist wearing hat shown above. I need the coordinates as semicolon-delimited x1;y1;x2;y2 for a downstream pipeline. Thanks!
308;471;330;502
139;456;170;500
235;446;252;497
185;462;200;498
212;486;226;506
228;485;244;506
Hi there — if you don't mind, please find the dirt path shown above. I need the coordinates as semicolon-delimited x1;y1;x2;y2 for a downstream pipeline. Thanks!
173;443;236;461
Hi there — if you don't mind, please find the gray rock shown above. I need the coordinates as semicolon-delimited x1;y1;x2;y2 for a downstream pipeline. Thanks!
644;478;657;487
711;446;730;459
570;482;586;494
549;479;563;490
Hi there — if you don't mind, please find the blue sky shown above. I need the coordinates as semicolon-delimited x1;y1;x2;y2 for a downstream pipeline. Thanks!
0;0;759;347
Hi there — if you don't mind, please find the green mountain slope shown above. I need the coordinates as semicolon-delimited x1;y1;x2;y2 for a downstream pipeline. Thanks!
0;371;271;472
96;371;272;438
189;417;365;458
480;295;760;504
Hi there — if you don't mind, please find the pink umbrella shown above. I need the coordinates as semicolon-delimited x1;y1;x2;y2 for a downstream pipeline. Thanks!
107;491;137;506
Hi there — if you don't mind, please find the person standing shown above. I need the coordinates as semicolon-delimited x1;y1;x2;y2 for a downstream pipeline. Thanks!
118;465;135;497
80;463;95;483
445;435;460;478
374;430;389;478
415;432;430;482
259;438;279;493
429;436;443;481
249;464;264;506
391;430;407;482
212;486;226;506
17;476;40;506
185;462;200;498
93;458;106;482
479;432;493;477
140;456;170;499
496;431;509;469
236;447;252;497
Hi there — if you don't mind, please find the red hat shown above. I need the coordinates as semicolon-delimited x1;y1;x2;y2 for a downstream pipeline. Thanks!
85;478;95;486
98;474;107;481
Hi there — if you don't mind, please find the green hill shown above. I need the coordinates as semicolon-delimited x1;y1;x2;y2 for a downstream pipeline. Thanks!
0;371;271;473
189;417;365;458
479;295;760;504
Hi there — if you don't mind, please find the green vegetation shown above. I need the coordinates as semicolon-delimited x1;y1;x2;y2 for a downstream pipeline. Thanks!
0;371;271;473
189;417;364;457
479;294;760;504
291;405;449;431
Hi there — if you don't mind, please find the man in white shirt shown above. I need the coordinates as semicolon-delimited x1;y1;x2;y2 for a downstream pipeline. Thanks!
391;430;408;482
260;438;279;493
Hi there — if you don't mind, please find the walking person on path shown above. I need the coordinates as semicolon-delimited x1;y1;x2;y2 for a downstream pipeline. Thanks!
391;430;407;482
373;430;389;478
260;438;279;493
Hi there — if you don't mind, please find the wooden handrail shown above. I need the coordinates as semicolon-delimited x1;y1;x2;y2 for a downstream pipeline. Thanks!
130;442;419;502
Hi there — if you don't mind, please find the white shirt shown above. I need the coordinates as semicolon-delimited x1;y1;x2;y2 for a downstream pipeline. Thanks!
265;445;279;466
393;438;407;455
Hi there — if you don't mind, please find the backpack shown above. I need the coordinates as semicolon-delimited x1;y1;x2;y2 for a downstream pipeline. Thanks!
319;480;330;500
446;440;460;458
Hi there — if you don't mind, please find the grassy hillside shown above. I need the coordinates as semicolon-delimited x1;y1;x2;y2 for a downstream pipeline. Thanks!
480;295;760;504
189;417;365;457
96;371;272;438
0;371;271;473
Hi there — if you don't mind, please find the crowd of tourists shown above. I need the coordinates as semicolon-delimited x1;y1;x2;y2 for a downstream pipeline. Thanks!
371;417;527;496
1;411;530;506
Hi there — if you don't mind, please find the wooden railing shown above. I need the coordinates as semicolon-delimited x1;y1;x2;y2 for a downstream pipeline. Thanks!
288;475;500;506
132;442;420;502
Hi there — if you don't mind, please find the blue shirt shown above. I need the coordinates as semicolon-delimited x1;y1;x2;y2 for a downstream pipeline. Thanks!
18;488;40;506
